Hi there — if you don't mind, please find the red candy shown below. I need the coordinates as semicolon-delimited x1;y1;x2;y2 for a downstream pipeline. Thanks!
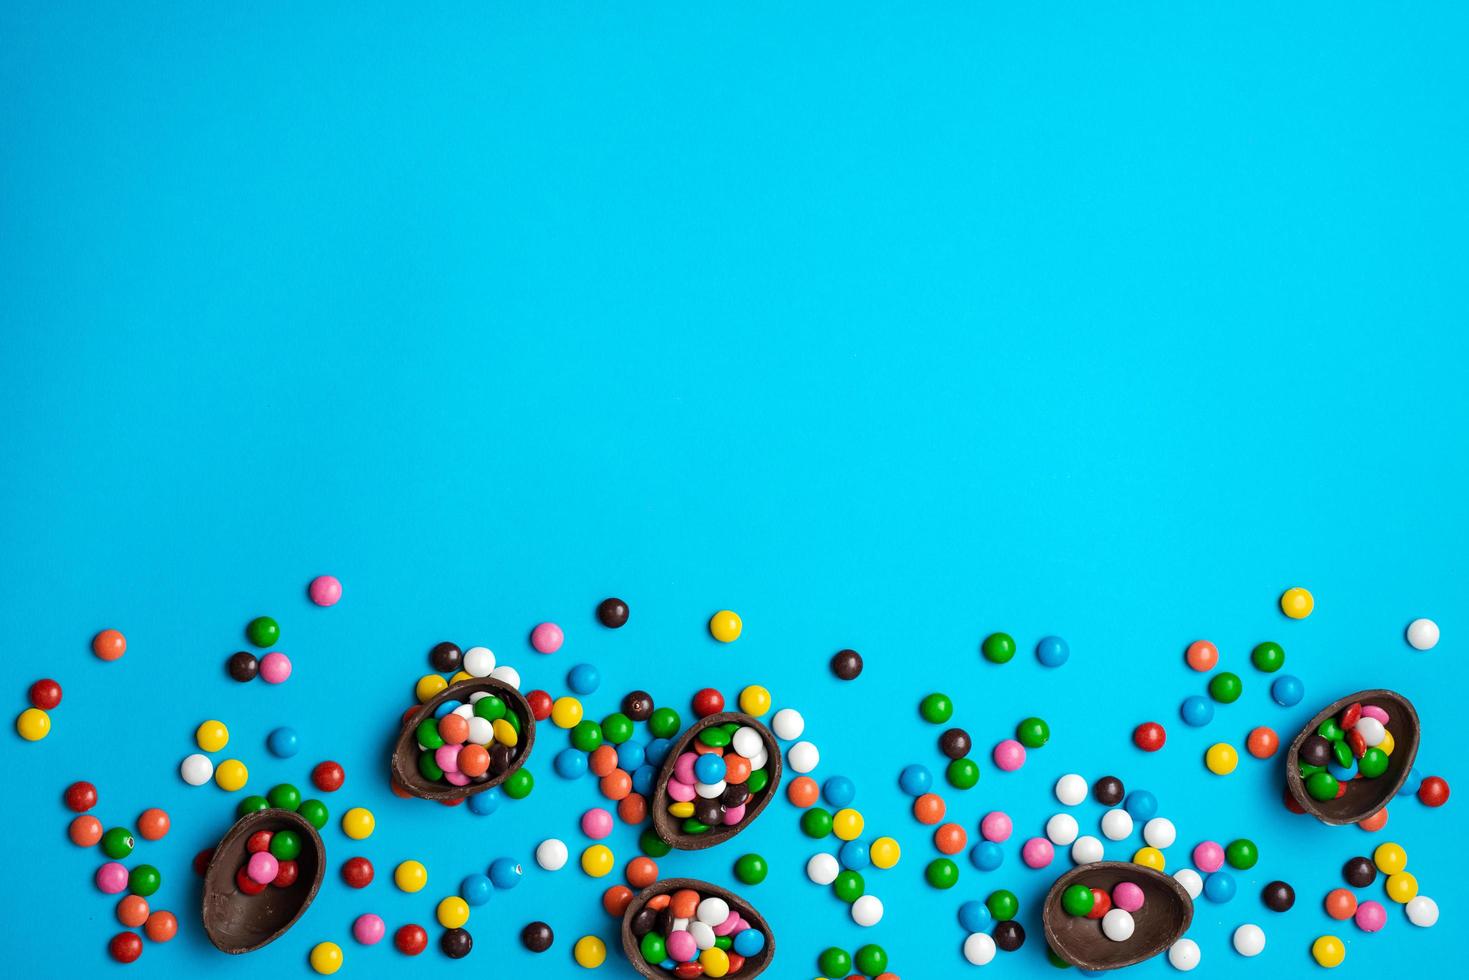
1346;729;1367;758
1283;787;1305;814
246;831;274;854
394;923;428;955
193;848;214;876
1132;722;1166;752
1419;776;1450;807
692;688;725;718
674;963;703;978
1339;702;1362;731
109;931;143;964
235;866;267;895
342;857;374;888
1086;887;1111;919
64;780;98;812
273;859;300;888
29;678;62;710
526;689;553;720
311;761;345;793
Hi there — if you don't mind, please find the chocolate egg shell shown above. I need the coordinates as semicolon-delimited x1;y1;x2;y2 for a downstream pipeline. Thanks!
390;677;537;801
1043;862;1193;971
620;878;774;979
1284;689;1419;825
201;808;324;954
650;712;782;850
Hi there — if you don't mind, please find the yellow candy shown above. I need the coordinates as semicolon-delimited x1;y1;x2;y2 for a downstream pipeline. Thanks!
215;759;248;791
1205;742;1238;775
581;844;614;878
1311;935;1345;968
701;947;731;977
552;697;584;729
709;610;742;643
492;718;518;747
342;807;375;840
196;719;229;752
1385;871;1418;903
668;802;695;819
573;935;606;968
437;896;470;928
450;670;472;684
416;674;448;703
1380;730;1395;755
1373;842;1407;874
394;860;427;892
1133;846;1166;871
738;685;772;716
1280;587;1314;619
309;941;343;975
832;808;864;841
15;707;50;741
870;836;901;869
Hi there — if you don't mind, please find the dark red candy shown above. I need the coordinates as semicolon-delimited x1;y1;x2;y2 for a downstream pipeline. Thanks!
1339;702;1362;731
692;688;725;717
395;924;428;955
1132;722;1166;752
193;848;214;876
1334;779;1348;799
526;690;553;721
29;678;62;710
311;761;345;793
674;963;704;979
273;859;299;888
342;857;374;888
235;866;267;895
438;796;464;807
1346;729;1367;758
1283;787;1306;814
246;830;274;853
109;931;143;963
1419;775;1450;807
64;780;98;812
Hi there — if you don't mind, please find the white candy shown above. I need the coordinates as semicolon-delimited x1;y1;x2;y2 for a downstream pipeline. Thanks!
695;779;727;799
771;708;805;740
670;917;689;932
1102;908;1135;942
1055;773;1087;806
1144;817;1177;849
1046;813;1079;846
463;646;495;677
489;664;520;689
1071;835;1103;864
807;853;839;885
467;716;494;745
1232;924;1265;957
1101;808;1134;841
1406;895;1439;927
787;740;819;773
1354;717;1386;747
535;838;567;871
732;726;763;758
1406;618;1440;651
688;920;715;950
1173;868;1203;900
747;747;769;770
851;894;883;926
696;897;729;925
468;691;489;703
1168;938;1201;971
453;704;475;720
963;931;997;966
180;753;214;786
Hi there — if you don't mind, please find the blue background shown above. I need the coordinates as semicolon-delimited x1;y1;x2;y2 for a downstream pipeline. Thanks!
2;2;1465;977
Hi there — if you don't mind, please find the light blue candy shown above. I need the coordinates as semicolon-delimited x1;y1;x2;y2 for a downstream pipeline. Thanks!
694;753;725;784
1397;767;1423;797
823;775;856;807
434;699;463;719
646;738;672;766
566;663;600;695
1180;695;1214;727
733;928;766;956
554;747;588;779
266;726;299;758
460;873;493;905
1124;790;1158;822
617;740;646;771
1203;871;1236;903
957;899;992;932
970;840;1003;871
899;764;933;796
839;840;869;870
632;764;656;796
1036;635;1070;667
467;787;501;816
488;856;522;889
1271;674;1305;707
1328;759;1355;781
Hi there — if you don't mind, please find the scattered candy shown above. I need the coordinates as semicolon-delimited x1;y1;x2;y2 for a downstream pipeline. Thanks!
1133;721;1166;752
1169;937;1201;971
708;610;742;643
1055;774;1087;806
1312;934;1345;968
1232;923;1265;956
830;648;863;680
92;629;127;662
1261;880;1295;911
1405;618;1439;651
1035;635;1069;668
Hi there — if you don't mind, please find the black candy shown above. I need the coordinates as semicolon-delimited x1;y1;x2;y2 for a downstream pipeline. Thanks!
440;927;472;958
994;919;1026;951
226;651;259;682
1092;775;1124;806
830;648;864;680
1261;880;1295;912
1343;856;1377;887
630;907;658;938
597;597;629;628
939;728;972;759
521;921;554;952
622;690;654;722
429;641;462;673
1300;734;1333;768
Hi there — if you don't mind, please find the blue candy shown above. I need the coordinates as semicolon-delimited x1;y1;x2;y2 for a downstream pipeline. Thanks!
554;747;588;779
632;764;656;796
617;740;646;771
1123;790;1158;822
899;764;933;796
1203;871;1236;903
694;753;725;784
823;775;856;807
957;899;992;932
1180;695;1215;727
732;928;766;956
1035;635;1070;668
566;663;600;695
838;840;869;870
1271;674;1305;707
434;700;463;719
488;856;522;889
1328;759;1356;781
266;726;299;758
467;787;502;816
460;873;493;906
645;738;673;767
1397;766;1423;797
969;840;1003;871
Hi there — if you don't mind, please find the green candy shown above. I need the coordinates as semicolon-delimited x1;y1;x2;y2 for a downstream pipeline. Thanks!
801;807;833;838
817;947;852;977
1306;770;1340;801
746;768;769;794
1061;883;1094;916
270;830;302;861
503;767;534;800
1225;838;1258;869
570;720;604;752
1318;718;1344;741
101;827;134;860
245;615;279;648
298;799;329;830
1332;740;1355;769
473;695;506;722
1047;946;1073;968
698;727;732;748
506;710;522;734
987;889;1019;920
416;718;444;750
855;944;888;975
418;751;445;782
1251;641;1285;672
237;795;270;818
648;707;682;739
833;869;865;903
919;693;954;724
1017;716;1051;748
947;757;980;789
1299;763;1325;778
682;817;711;834
1209;671;1242;703
639;827;672;857
926;858;959;889
601;712;634;745
1359;747;1389;778
640;932;666;963
714;935;732;951
734;853;768;885
267;783;301;812
982;632;1016;663
129;864;161;897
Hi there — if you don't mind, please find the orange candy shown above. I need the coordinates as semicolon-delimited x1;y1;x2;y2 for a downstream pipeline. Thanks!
1185;640;1218;672
1246;727;1280;759
589;745;619;777
117;895;150;928
617;793;647;824
457;744;489;777
437;714;468;745
70;814;102;847
934;822;968;855
626;856;658;889
787;776;819;808
1358;807;1389;832
693;739;724;756
913;792;946;825
137;808;170;841
92;628;126;661
723;754;752;784
669;889;700;919
600;769;632;801
1324;888;1358;920
646;894;671;911
602;885;633;917
390;778;412;799
144;910;178;943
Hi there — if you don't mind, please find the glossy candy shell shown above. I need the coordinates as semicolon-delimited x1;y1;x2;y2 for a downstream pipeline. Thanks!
650;712;782;850
1284;690;1419;825
390;677;537;801
201;809;324;953
1043;862;1194;971
620;877;773;980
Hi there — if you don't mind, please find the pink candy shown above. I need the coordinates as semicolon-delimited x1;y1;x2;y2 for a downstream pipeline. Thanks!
352;913;386;944
722;804;746;825
673;753;697;784
308;575;342;607
993;739;1027;772
1361;705;1389;724
259;651;292;684
712;911;741;936
1355;899;1386;932
435;745;461;773
980;811;1013;843
1192;841;1224;873
581;807;614;839
443;770;469;786
96;862;129;894
1112;881;1145;912
1021;837;1054;868
666;930;696;961
247;851;279;884
668;779;696;803
530;622;563;654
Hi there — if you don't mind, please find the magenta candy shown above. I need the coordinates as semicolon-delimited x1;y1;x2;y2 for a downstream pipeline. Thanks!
712;911;740;936
435;745;461;773
582;807;614;840
722;804;746;825
1022;837;1054;868
353;913;386;944
1361;705;1389;724
1112;881;1145;912
980;811;1013;843
530;622;563;654
96;862;129;894
666;930;696;961
247;851;279;884
443;770;470;786
668;779;696;803
1355;899;1387;932
673;753;697;784
1192;841;1224;873
259;651;292;684
993;739;1027;772
308;575;343;607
